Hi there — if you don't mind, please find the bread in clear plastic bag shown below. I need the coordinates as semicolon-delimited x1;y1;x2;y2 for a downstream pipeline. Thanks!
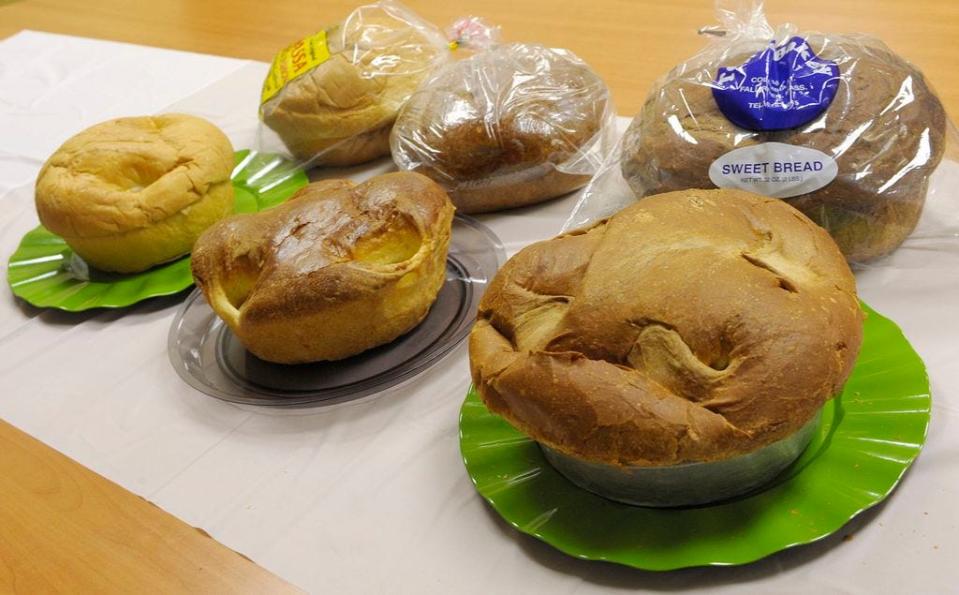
390;43;616;214
566;0;957;266
257;0;448;167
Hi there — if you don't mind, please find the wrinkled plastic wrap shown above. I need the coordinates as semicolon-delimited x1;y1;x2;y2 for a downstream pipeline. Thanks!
565;0;959;267
391;43;617;214
256;0;448;168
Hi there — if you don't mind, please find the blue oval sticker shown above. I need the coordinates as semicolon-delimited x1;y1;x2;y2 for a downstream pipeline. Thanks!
712;36;840;131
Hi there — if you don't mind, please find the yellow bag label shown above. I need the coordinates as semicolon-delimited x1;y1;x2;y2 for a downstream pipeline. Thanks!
260;30;331;106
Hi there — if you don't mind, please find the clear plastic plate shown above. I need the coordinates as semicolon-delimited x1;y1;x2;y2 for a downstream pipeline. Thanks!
167;215;505;408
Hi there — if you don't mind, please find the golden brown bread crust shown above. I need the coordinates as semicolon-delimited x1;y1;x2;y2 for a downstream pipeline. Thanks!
35;114;234;238
469;188;863;466
621;39;947;262
261;10;443;166
34;114;235;272
390;44;609;214
192;172;454;364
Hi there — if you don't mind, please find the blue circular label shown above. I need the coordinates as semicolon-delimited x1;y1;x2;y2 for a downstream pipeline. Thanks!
712;36;840;131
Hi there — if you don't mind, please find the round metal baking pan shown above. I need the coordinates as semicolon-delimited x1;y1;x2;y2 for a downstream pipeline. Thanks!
168;215;505;408
541;409;822;508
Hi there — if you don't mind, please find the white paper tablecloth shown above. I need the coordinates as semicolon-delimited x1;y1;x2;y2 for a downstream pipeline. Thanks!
1;31;956;594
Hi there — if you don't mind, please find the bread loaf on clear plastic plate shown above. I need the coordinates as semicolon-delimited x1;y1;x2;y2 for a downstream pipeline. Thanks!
192;172;454;364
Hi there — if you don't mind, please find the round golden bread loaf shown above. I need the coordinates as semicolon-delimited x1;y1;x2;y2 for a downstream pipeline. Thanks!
390;43;611;214
621;38;947;262
260;6;445;166
191;172;455;364
470;188;863;467
35;114;235;273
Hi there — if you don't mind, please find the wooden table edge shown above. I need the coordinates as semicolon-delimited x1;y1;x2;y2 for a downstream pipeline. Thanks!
0;418;301;593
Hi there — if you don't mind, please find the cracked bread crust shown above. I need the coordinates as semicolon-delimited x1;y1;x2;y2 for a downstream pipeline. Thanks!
469;188;863;467
191;172;455;364
36;114;234;238
33;114;235;272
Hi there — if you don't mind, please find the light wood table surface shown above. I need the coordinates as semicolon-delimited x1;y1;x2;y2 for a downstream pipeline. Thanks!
1;0;957;116
1;0;957;591
0;419;301;593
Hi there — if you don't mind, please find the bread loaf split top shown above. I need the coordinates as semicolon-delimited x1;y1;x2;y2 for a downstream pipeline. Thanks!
36;114;234;238
192;172;454;363
470;188;863;467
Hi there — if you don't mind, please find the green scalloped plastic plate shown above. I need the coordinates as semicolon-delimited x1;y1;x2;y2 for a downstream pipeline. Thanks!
6;150;308;311
459;303;930;570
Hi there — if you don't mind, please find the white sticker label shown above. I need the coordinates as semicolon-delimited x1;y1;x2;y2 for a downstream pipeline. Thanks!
708;142;837;198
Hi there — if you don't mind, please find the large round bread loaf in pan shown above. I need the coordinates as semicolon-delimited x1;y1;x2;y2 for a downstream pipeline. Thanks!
469;188;863;468
621;38;947;263
192;172;454;364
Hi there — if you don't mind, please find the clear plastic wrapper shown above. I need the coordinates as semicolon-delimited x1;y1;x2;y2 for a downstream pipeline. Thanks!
390;42;617;214
256;0;448;168
445;16;501;53
566;0;959;267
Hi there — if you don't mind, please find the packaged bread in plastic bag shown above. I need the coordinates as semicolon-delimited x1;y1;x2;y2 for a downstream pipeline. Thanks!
390;38;617;214
566;0;958;266
257;1;448;167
